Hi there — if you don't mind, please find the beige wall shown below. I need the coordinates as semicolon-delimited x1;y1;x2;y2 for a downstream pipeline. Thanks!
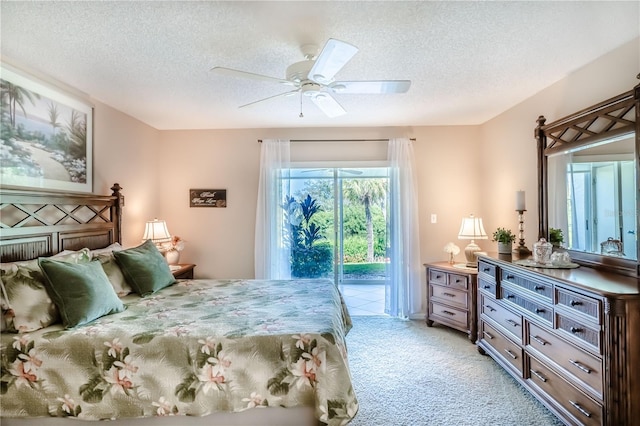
154;127;481;280
92;101;161;248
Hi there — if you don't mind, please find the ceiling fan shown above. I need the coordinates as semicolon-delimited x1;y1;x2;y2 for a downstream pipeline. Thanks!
211;39;411;118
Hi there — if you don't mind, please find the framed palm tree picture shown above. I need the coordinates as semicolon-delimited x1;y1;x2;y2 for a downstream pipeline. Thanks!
0;64;93;193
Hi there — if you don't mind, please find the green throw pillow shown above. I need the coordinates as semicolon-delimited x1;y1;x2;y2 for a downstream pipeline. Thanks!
113;240;176;296
38;259;125;328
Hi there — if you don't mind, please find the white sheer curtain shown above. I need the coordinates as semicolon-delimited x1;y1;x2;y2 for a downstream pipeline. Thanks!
386;138;421;318
254;139;291;279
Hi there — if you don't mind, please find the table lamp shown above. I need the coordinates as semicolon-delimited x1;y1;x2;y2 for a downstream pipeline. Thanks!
142;218;172;250
458;214;488;268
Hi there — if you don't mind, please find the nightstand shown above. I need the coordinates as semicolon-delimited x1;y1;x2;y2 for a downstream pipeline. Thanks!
171;263;195;279
424;262;478;342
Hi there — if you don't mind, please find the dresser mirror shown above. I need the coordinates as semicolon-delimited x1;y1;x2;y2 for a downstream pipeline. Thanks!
536;80;640;277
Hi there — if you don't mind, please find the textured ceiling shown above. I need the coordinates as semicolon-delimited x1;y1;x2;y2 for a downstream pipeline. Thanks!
1;1;638;130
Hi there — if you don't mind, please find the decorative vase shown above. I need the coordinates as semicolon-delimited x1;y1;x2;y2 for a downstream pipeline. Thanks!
497;242;512;254
533;238;552;264
165;249;180;265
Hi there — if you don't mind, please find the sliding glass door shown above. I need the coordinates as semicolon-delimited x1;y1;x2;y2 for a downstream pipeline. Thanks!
283;165;389;286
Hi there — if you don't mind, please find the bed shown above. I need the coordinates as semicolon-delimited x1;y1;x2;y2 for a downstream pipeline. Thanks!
0;184;358;426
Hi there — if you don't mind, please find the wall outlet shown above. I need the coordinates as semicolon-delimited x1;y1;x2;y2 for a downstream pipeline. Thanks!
431;213;437;224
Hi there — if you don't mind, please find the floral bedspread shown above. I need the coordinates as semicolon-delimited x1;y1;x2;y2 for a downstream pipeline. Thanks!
0;279;357;425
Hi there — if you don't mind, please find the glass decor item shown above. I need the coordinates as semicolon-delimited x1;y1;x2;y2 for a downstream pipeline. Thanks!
533;238;553;265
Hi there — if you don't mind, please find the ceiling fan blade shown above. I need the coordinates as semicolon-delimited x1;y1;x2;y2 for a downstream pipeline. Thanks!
310;92;346;118
308;39;358;85
331;80;411;94
239;89;299;108
211;66;295;86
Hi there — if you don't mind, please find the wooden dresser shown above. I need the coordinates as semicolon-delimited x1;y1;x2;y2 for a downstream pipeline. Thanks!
476;253;640;426
425;262;478;342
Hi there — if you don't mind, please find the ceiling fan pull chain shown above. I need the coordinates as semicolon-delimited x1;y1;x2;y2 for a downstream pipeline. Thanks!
299;91;304;118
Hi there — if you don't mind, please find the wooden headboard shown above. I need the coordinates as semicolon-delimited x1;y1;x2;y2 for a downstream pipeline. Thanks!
0;183;123;262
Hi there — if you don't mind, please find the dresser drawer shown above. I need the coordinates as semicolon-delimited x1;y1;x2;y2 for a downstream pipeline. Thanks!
501;283;553;326
479;294;523;343
481;321;523;376
478;276;497;297
429;301;467;329
430;284;467;309
478;261;496;281
429;269;447;285
527;355;603;426
448;273;468;289
528;322;603;398
501;267;553;302
556;288;601;323
556;313;602;353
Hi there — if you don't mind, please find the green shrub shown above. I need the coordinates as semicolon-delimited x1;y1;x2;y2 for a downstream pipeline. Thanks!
291;242;333;278
343;236;367;263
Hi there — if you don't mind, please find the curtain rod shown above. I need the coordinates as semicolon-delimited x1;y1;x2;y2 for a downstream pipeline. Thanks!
257;138;416;143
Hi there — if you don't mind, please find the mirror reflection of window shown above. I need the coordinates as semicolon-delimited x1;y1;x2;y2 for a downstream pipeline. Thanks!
548;135;637;260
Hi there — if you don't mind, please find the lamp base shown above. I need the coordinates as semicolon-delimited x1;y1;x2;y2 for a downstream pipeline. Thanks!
464;241;481;268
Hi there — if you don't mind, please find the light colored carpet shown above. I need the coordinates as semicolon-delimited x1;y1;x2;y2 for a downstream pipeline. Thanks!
347;317;563;426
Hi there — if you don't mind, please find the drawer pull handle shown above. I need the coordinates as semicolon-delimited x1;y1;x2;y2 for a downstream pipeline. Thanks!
535;308;545;314
504;349;517;359
570;300;583;307
483;267;490;272
569;359;592;374
532;335;548;346
569;400;592;418
442;310;456;316
506;294;515;299
534;286;545;291
485;305;496;312
442;292;456;298
570;327;583;334
436;275;442;279
455;279;462;283
483;285;491;289
483;331;494;340
506;274;515;280
530;369;547;382
507;319;520;327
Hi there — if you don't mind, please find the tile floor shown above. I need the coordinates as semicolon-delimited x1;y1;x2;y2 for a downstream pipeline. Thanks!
339;284;387;316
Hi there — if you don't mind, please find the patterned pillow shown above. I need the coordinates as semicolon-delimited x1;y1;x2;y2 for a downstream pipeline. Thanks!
94;252;132;297
0;248;91;333
90;242;123;257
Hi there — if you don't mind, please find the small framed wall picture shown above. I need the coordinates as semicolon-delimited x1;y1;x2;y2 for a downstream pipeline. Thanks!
189;189;227;207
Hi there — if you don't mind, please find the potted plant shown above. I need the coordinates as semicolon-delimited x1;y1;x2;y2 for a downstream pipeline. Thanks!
492;228;516;254
549;228;564;250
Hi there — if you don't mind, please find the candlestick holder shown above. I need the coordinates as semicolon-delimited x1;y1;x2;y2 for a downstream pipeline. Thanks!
514;209;532;256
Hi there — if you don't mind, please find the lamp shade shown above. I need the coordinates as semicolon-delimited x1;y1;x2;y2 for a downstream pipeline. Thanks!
458;215;488;240
142;219;172;243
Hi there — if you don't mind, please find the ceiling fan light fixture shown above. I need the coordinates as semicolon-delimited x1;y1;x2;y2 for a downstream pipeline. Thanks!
331;84;346;92
312;74;327;84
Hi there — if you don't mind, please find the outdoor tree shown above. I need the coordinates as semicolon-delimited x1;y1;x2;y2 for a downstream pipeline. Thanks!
343;178;387;262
